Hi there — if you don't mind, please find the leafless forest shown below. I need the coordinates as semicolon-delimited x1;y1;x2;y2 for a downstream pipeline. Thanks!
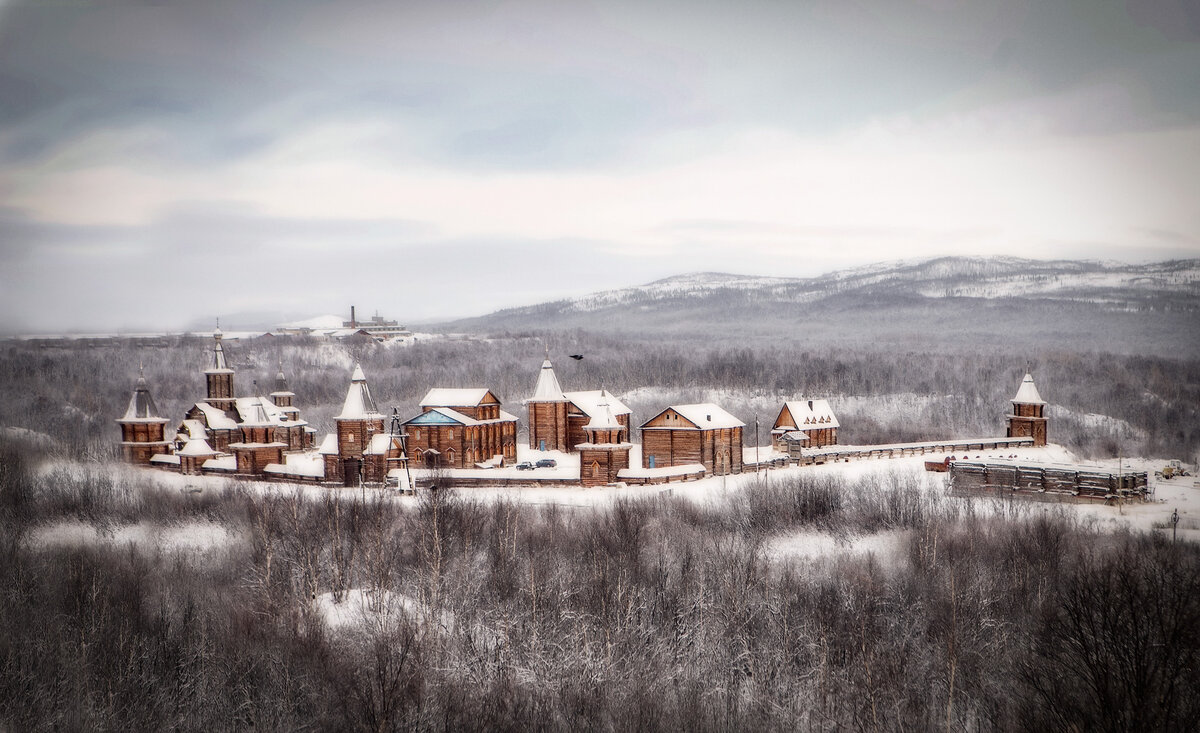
2;332;1198;460
1;334;1199;731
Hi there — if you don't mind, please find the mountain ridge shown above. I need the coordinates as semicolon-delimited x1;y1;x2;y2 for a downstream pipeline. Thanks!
430;256;1200;354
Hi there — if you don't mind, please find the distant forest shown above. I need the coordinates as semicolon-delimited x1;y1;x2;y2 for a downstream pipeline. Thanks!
1;330;1197;462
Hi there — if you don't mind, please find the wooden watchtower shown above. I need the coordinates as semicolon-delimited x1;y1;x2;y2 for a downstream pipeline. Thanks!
1007;372;1048;447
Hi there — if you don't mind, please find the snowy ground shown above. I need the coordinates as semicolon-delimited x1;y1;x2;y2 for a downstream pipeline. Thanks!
767;529;912;570
28;519;237;556
30;443;1200;541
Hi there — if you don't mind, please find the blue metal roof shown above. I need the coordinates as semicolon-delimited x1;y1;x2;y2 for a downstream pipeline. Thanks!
404;410;464;426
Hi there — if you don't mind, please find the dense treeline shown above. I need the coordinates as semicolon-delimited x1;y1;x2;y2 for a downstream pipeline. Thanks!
2;449;1197;731
1;332;1196;460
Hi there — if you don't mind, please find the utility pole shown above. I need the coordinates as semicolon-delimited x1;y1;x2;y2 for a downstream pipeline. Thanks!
1172;508;1179;544
755;412;760;473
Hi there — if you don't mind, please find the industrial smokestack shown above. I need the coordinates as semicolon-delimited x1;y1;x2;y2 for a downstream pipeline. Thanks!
351;306;357;328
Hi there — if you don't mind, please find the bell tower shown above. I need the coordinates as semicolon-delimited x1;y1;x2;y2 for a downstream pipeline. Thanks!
333;363;385;486
527;352;569;452
204;323;236;415
576;389;633;487
116;366;171;464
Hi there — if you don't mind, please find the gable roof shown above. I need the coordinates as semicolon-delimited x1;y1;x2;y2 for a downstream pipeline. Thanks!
179;419;207;440
193;402;239;430
777;399;840;430
420;388;497;408
1012;373;1045;405
235;395;281;426
404;407;479;426
178;438;217;456
365;433;400;456
565;390;632;419
642;403;745;430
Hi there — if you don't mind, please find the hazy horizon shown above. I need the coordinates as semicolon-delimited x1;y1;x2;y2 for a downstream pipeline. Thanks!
3;0;1199;332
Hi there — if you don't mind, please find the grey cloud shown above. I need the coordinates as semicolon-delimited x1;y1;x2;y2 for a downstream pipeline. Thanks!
5;0;1198;172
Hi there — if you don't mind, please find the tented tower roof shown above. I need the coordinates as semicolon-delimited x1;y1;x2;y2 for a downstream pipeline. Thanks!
530;358;566;402
1012;373;1046;405
121;369;167;422
336;363;382;419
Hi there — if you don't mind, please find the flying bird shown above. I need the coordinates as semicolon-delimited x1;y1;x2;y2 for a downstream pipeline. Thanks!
569;354;584;361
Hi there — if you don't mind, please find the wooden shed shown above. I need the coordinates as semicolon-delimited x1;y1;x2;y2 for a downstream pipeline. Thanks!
640;403;745;476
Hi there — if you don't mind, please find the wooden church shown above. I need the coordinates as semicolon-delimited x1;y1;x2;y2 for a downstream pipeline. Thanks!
402;388;519;468
526;357;632;452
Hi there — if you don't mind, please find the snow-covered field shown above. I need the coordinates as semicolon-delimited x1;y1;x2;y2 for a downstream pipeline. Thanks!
28;519;236;555
27;442;1200;562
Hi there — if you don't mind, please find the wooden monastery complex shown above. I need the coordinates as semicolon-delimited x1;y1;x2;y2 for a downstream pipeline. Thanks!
117;336;1148;503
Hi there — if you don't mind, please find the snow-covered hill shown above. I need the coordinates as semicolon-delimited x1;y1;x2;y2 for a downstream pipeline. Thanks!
542;257;1200;314
435;256;1200;354
279;314;345;330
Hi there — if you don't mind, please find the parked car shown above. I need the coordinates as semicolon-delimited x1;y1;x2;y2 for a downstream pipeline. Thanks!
535;458;557;468
515;462;534;471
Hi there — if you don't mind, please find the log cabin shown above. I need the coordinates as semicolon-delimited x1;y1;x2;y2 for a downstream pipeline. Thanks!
640;403;745;475
404;388;519;468
771;399;839;451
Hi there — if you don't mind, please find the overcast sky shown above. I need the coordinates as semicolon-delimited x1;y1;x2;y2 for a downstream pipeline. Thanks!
2;0;1199;332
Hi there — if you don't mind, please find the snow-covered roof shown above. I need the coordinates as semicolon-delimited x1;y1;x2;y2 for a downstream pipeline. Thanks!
180;419;207;440
194;402;238;430
150;453;181;465
1012;373;1046;405
121;373;167;422
529;359;566;402
178;438;216;456
336;363;382;419
585;390;623;430
420;388;495;408
235;396;279;426
645;403;745;430
264;458;325;479
317;433;339;455
365;433;397;456
777;399;840;430
566;390;632;418
202;456;236;471
618;462;706;479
